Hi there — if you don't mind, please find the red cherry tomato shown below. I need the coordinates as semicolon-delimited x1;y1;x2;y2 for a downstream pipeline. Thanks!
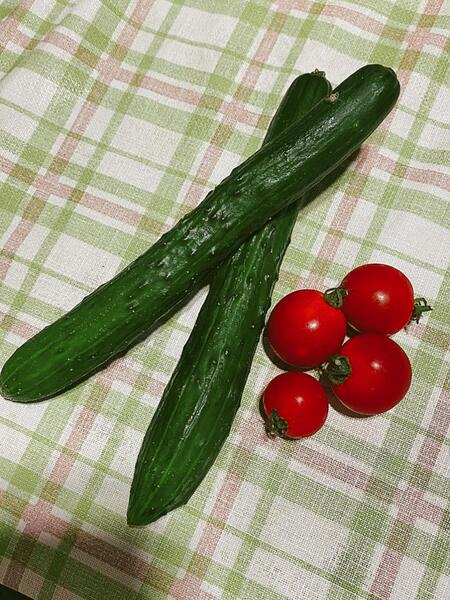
267;290;347;369
263;371;329;439
328;333;412;415
341;264;415;335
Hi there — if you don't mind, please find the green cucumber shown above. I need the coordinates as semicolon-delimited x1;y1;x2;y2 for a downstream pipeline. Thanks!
127;71;332;526
0;65;399;402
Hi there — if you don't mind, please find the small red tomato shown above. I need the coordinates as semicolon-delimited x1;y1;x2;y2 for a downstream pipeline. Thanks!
326;263;423;335
267;290;347;369
263;371;329;439
327;333;412;415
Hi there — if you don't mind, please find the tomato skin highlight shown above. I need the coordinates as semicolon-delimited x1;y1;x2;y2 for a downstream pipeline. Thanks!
263;371;329;438
330;333;412;415
341;264;414;335
267;290;347;369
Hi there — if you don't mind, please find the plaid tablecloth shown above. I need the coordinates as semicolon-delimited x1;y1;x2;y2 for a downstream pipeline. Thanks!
0;1;449;599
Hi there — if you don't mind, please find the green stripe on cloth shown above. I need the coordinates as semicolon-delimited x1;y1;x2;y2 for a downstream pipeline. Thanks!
1;1;449;599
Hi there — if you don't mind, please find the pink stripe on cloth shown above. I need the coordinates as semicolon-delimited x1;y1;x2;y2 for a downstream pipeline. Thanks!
0;310;39;339
120;66;263;127
97;361;140;388
133;72;202;105
75;530;149;580
22;500;69;540
0;154;144;228
8;420;150;583
182;17;281;210
2;500;69;588
418;497;446;525
241;20;287;101
15;500;150;582
297;270;328;291
243;31;279;90
64;408;98;453
405;29;447;50
45;408;97;494
369;375;450;598
322;4;384;35
415;437;442;471
179;182;209;210
192;145;223;184
292;443;370;489
423;0;445;14
274;0;315;15
128;0;155;24
49;454;75;487
40;30;80;56
2;561;25;593
220;99;262;128
78;191;143;227
209;473;242;523
182;149;221;209
112;0;155;55
0;256;10;282
404;322;428;342
41;0;158;215
170;572;216;600
8;30;30;49
0;0;34;49
427;387;450;438
369;548;404;600
169;472;243;598
96;360;166;398
1;220;33;257
375;153;450;190
195;474;242;552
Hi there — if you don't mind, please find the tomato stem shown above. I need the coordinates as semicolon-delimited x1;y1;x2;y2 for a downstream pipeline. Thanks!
411;297;432;324
323;285;347;308
324;354;352;385
265;409;288;439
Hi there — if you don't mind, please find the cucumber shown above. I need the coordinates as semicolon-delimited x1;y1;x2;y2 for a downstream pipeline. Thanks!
0;65;399;402
127;72;332;526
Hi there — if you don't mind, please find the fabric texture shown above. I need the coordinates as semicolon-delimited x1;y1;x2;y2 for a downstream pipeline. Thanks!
0;1;449;599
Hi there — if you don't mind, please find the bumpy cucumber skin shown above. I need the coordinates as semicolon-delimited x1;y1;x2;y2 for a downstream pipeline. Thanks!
0;65;399;402
127;73;332;526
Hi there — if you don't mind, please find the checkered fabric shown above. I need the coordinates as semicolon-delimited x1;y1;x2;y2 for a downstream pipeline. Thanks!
0;1;449;599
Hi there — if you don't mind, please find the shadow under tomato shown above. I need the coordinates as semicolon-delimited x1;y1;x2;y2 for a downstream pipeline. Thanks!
258;393;266;421
261;327;302;372
262;327;321;375
318;372;373;419
258;394;272;441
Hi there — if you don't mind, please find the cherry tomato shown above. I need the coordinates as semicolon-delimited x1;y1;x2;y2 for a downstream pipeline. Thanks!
267;289;347;369
263;371;329;439
340;264;414;335
328;333;412;415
